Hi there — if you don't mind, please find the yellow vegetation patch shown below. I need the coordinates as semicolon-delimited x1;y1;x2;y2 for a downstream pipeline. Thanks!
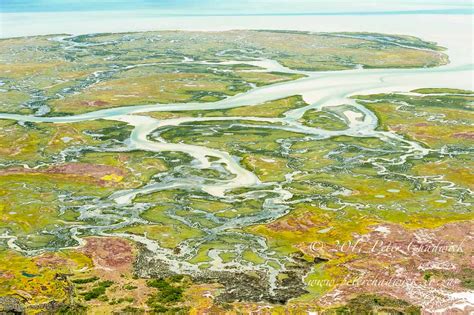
0;62;66;78
0;250;91;305
242;155;290;182
100;173;124;182
411;158;474;190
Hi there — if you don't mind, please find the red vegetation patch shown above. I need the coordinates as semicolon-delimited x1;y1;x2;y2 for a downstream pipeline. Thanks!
452;132;474;140
414;122;429;127
35;253;69;268
389;124;404;132
0;271;14;279
0;163;126;186
80;100;110;107
47;163;126;178
81;237;134;272
266;212;317;232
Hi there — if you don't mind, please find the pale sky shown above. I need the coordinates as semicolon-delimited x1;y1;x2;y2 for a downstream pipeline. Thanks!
1;0;472;13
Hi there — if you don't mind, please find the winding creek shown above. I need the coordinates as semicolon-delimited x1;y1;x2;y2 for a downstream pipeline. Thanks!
0;34;473;293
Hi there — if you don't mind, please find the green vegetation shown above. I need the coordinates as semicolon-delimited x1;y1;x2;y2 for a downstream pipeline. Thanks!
301;108;348;130
109;297;135;305
123;284;138;290
0;250;92;305
112;197;205;248
412;88;473;94
1;31;446;115
0;27;468;314
0;172;117;249
81;280;114;301
424;268;474;290
71;276;99;284
148;95;308;120
146;277;188;313
116;306;145;314
333;32;445;51
0;119;133;165
353;91;474;148
325;294;421;314
57;304;88;315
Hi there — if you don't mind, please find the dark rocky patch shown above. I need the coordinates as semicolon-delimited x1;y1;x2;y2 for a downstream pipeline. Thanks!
0;296;25;314
314;257;329;264
134;244;312;305
323;294;421;315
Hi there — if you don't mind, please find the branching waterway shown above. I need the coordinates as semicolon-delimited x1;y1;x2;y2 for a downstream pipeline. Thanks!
0;36;472;292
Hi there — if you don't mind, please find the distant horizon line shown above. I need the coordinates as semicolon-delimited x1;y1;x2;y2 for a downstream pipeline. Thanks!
2;8;473;16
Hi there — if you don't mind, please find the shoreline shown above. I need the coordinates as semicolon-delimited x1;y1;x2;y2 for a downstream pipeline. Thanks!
1;13;472;69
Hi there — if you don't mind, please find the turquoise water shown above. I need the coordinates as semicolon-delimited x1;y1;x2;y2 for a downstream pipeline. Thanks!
1;0;472;14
